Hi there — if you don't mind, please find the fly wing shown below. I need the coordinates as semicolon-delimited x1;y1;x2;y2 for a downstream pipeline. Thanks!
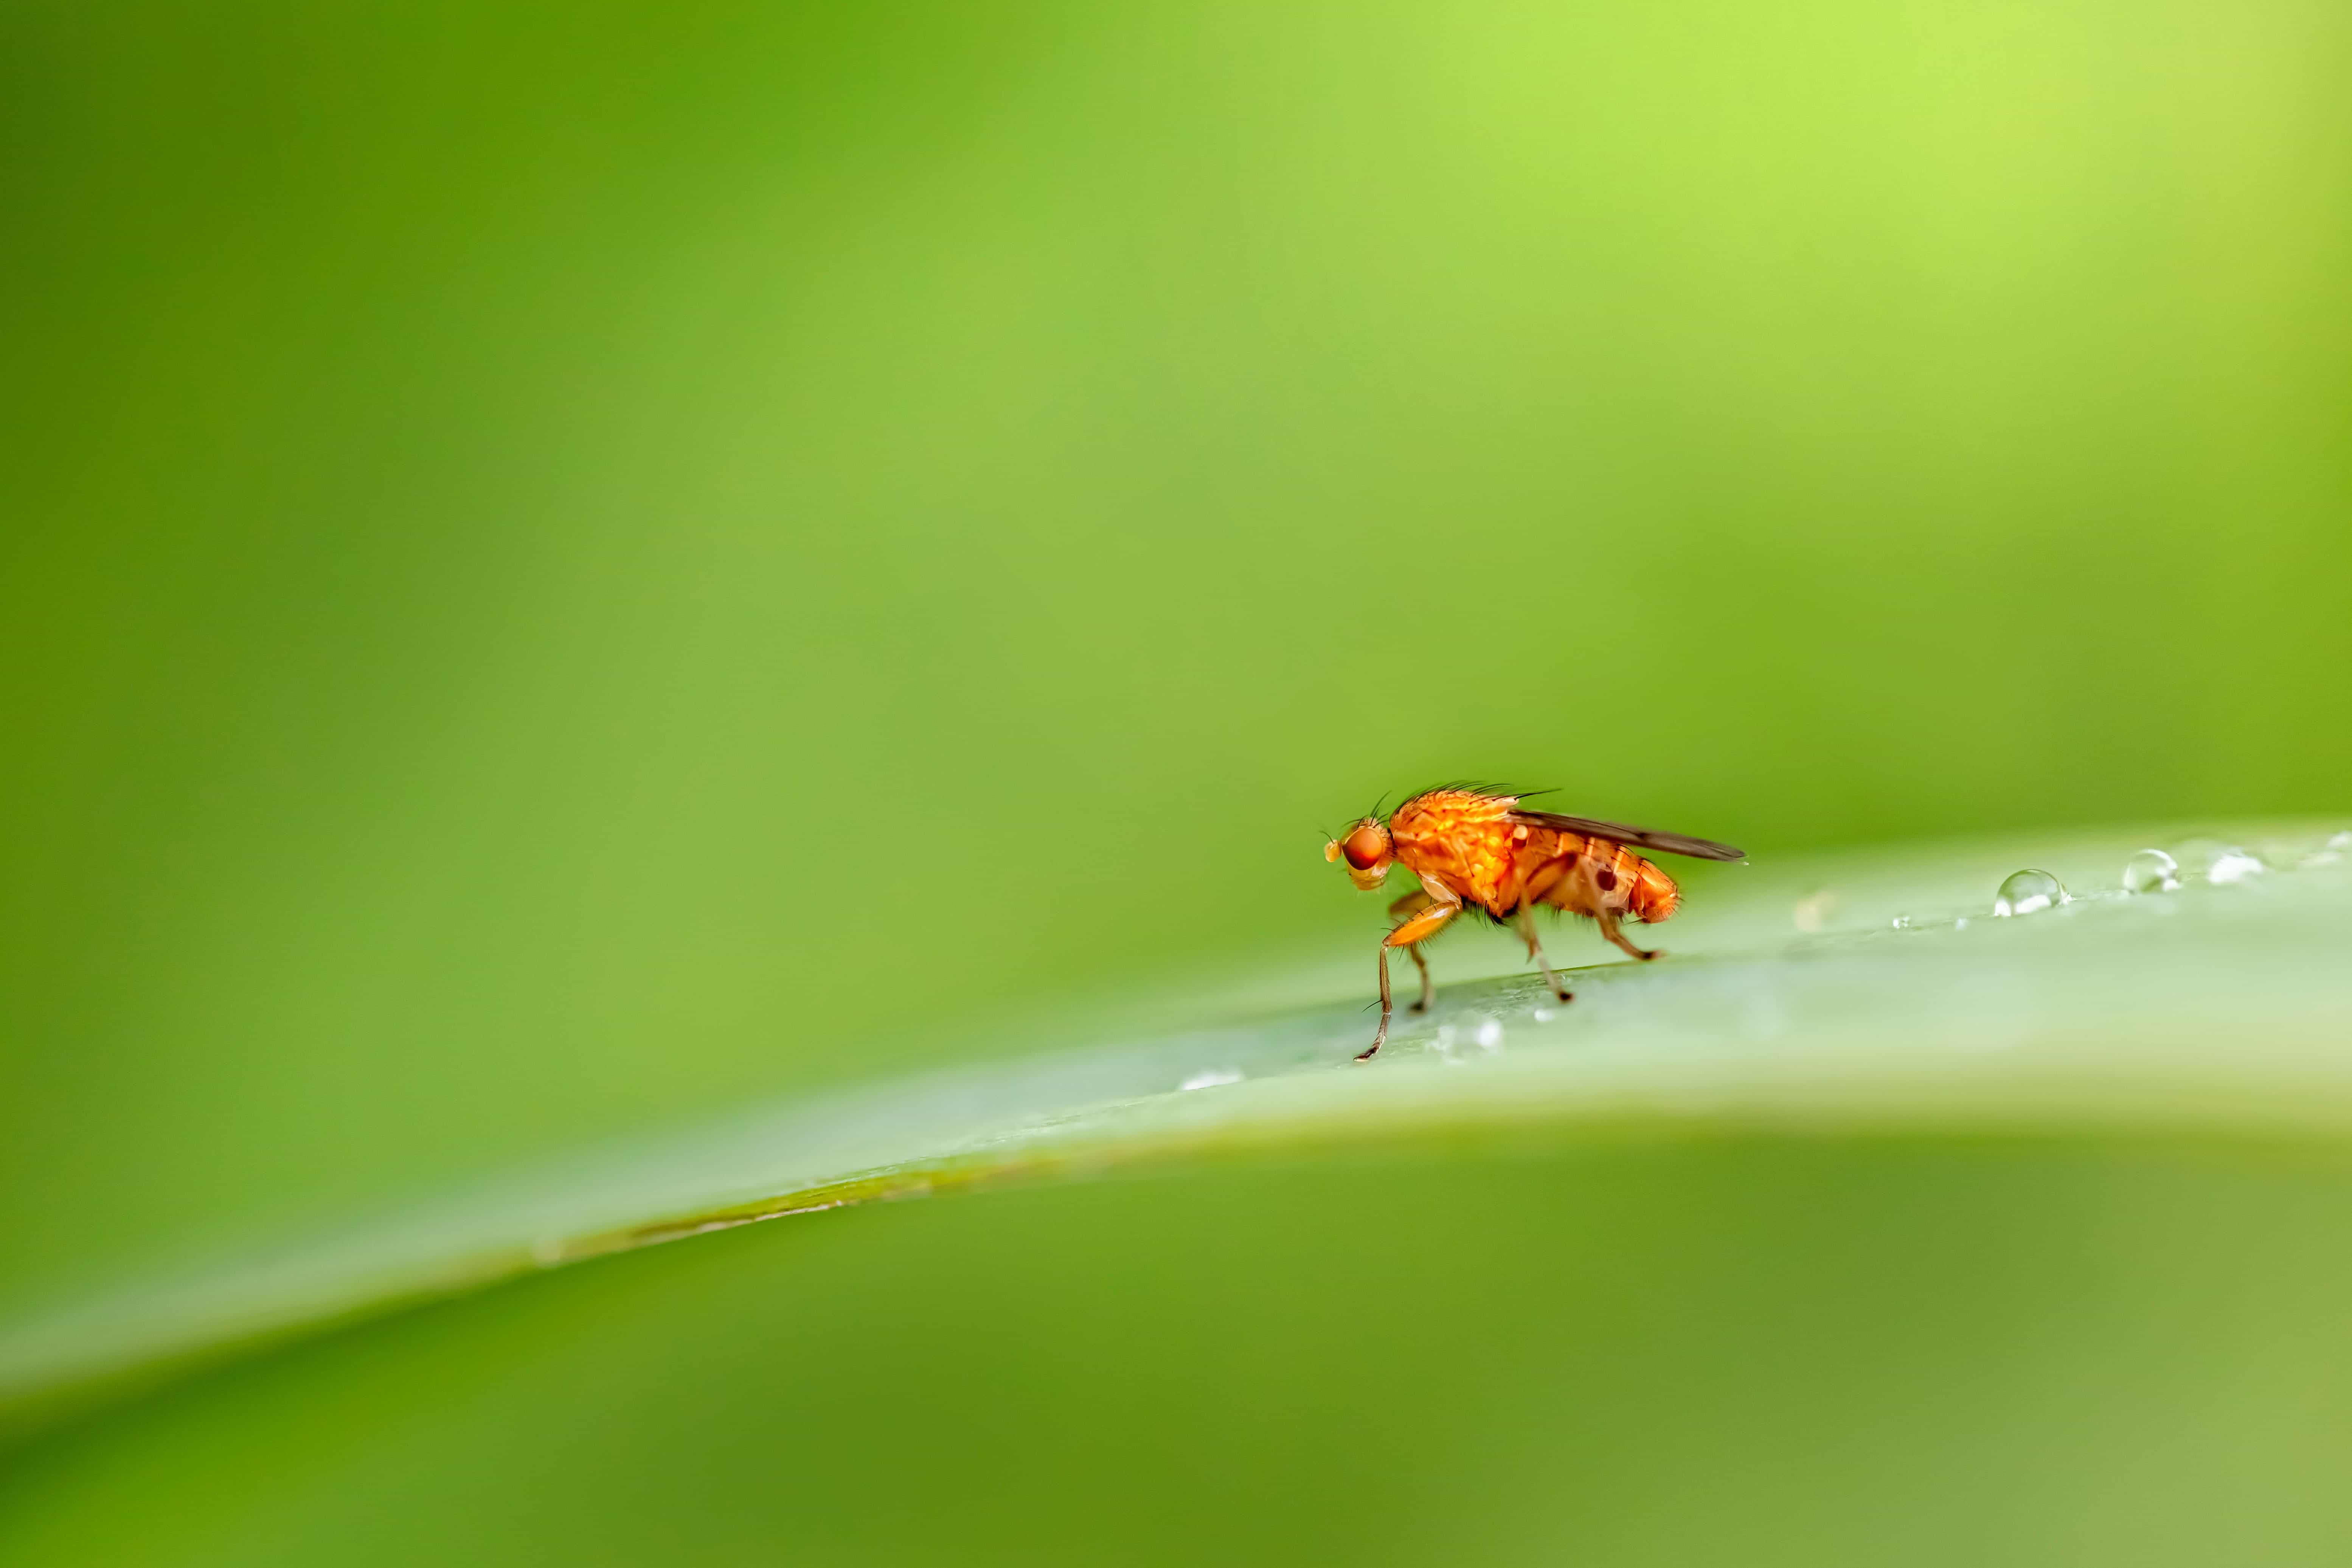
1511;809;1745;862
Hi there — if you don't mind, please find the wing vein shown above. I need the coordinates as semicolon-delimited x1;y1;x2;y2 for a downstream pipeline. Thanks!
1510;809;1743;861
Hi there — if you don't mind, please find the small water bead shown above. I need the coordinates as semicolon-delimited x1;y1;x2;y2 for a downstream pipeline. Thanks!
1180;1069;1242;1091
2121;849;2180;894
2301;831;2352;869
1993;868;2065;917
2207;849;2267;885
2170;837;2267;883
1890;914;1912;930
1431;1017;1504;1063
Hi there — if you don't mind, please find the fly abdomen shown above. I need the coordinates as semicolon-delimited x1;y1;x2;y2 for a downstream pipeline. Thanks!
1628;856;1680;922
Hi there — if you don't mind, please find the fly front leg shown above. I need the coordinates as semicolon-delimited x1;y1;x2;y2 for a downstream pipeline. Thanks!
1358;897;1461;1060
1511;907;1574;1002
1363;942;1392;1062
1388;890;1437;1012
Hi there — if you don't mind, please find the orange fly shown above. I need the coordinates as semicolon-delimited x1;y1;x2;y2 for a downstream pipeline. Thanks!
1324;786;1743;1059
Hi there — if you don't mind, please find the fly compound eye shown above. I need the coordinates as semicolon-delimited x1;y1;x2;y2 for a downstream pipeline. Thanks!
1342;824;1387;871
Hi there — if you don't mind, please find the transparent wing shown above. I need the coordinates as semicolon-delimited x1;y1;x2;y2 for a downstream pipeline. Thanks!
1511;810;1745;862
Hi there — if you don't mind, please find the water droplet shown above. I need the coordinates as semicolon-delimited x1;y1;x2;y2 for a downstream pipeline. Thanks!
2170;837;2268;883
1180;1069;1242;1091
2209;849;2267;884
1890;914;1912;930
2121;849;2180;894
1953;916;1970;930
2301;831;2352;869
1792;890;1836;933
1430;1020;1498;1065
1993;868;2065;917
1530;1006;1557;1024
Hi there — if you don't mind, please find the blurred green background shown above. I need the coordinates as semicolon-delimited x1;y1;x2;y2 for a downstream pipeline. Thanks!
3;0;2350;1547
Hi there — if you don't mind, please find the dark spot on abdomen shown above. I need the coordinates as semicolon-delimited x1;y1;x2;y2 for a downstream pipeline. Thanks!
1595;868;1618;892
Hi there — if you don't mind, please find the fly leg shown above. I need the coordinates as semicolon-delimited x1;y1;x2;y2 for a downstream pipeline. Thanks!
1594;903;1662;962
1358;897;1460;1060
1366;943;1393;1063
1512;907;1574;1002
1546;855;1662;964
1388;890;1437;1012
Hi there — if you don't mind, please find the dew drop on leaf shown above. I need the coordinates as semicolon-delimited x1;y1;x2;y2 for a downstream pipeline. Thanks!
2208;850;2267;884
1993;868;2065;917
2122;849;2181;894
2301;831;2352;869
2172;837;2268;884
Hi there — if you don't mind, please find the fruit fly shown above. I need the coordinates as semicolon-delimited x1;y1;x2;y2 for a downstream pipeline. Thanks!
1324;786;1743;1060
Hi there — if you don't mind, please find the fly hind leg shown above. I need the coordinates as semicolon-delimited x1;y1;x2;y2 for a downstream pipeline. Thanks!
1545;855;1663;964
1595;904;1663;962
1388;890;1438;1012
1511;908;1574;1002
